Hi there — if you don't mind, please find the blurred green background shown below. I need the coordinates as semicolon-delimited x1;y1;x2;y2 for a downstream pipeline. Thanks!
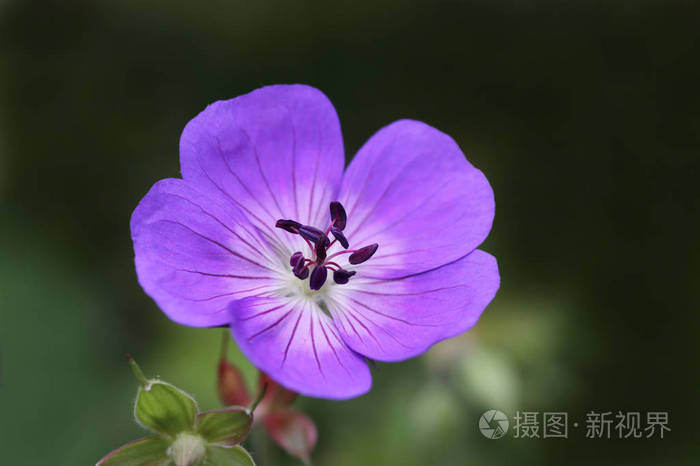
1;0;698;464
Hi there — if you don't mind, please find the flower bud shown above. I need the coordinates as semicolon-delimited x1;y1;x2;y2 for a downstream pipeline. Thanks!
263;409;317;465
217;358;251;407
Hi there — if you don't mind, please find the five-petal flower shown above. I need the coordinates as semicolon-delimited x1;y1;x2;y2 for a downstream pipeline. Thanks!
131;84;500;399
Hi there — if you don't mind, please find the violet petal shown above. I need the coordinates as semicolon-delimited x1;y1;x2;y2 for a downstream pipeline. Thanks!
130;179;274;327
229;297;372;399
335;119;495;278
329;250;499;362
179;85;344;243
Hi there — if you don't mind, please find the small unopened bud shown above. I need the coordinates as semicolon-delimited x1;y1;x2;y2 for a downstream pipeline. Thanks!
218;332;251;406
263;409;317;465
218;359;251;406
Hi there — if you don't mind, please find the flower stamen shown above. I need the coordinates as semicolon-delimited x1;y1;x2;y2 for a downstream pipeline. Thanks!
274;201;379;289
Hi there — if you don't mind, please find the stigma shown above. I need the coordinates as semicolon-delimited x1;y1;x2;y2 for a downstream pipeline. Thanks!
275;201;378;290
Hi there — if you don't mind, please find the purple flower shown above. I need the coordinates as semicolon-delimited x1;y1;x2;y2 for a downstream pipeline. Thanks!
131;84;499;399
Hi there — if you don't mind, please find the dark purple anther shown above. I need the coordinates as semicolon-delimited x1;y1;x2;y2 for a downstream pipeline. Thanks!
329;201;347;230
333;269;356;284
315;236;330;263
330;226;349;249
276;219;301;233
293;258;309;279
294;266;309;280
293;255;305;272
276;203;376;287
349;243;379;265
290;251;304;268
298;225;327;245
309;265;328;290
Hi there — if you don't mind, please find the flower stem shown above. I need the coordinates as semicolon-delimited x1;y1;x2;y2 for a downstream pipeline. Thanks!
249;383;268;413
220;330;230;360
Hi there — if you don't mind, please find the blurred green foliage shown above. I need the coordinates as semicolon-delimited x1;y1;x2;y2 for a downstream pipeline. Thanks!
1;0;698;464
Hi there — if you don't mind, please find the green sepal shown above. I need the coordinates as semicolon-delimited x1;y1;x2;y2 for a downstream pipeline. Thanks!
97;435;170;465
135;380;198;437
196;408;253;445
205;445;256;466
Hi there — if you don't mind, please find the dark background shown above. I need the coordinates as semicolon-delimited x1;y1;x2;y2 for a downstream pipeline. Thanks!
1;0;698;464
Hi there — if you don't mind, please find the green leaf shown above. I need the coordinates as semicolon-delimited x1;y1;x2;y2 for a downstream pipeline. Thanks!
135;381;198;436
196;408;252;445
97;435;170;466
205;445;255;466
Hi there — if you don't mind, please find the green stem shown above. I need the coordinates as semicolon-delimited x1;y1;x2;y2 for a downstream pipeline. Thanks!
249;383;268;413
220;330;230;360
